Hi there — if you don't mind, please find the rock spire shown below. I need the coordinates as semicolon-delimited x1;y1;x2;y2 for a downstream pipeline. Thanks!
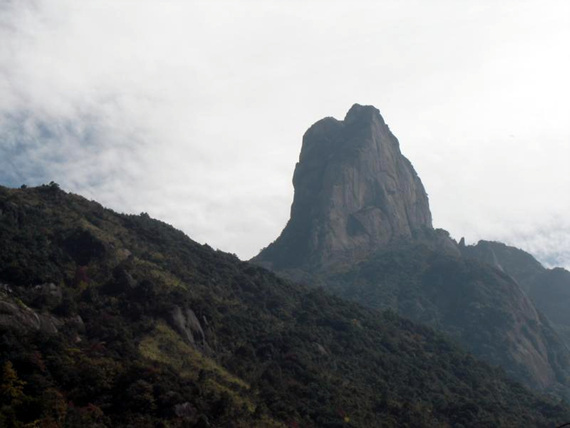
254;104;432;270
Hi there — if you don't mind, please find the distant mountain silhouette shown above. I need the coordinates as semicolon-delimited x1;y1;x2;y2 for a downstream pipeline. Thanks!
462;240;570;347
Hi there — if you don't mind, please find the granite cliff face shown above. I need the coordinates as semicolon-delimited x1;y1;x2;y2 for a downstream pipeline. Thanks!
253;105;570;396
255;104;432;271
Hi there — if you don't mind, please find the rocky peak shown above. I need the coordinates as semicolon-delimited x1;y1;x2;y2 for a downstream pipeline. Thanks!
460;240;546;292
344;103;386;125
254;104;432;271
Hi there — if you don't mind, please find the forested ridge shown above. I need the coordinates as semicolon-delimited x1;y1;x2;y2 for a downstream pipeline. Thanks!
1;184;569;427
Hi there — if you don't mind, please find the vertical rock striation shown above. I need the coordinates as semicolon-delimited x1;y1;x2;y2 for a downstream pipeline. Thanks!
255;104;432;271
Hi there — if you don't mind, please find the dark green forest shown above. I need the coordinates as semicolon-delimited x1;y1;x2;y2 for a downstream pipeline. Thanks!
317;237;570;396
1;184;569;427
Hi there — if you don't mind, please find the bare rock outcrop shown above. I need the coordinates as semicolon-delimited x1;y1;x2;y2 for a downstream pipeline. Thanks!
0;298;62;334
254;104;432;271
251;105;570;396
169;305;207;349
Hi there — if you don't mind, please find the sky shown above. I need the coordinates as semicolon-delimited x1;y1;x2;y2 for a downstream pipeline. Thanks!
1;1;569;268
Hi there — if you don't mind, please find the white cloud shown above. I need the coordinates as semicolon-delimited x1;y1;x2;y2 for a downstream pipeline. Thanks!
0;0;569;268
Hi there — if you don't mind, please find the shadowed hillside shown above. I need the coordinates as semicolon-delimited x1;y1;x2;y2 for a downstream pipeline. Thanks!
1;184;569;426
254;105;570;398
462;240;570;348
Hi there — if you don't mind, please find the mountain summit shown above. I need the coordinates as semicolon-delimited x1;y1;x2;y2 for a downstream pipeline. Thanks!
253;105;570;396
255;104;432;271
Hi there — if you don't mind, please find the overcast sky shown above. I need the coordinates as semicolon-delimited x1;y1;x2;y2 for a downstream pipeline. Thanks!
1;1;569;268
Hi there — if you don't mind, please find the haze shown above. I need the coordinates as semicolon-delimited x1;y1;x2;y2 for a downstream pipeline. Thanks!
1;1;568;268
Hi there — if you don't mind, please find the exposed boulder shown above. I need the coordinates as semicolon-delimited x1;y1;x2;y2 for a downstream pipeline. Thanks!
0;298;62;334
169;305;207;349
32;282;63;308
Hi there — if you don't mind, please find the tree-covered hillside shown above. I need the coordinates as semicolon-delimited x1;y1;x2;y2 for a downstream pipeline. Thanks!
461;240;570;348
317;235;570;397
1;184;569;427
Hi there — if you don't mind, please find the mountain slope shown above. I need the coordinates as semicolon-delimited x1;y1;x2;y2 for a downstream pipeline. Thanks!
321;236;570;395
1;184;569;427
462;240;570;347
253;104;570;397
